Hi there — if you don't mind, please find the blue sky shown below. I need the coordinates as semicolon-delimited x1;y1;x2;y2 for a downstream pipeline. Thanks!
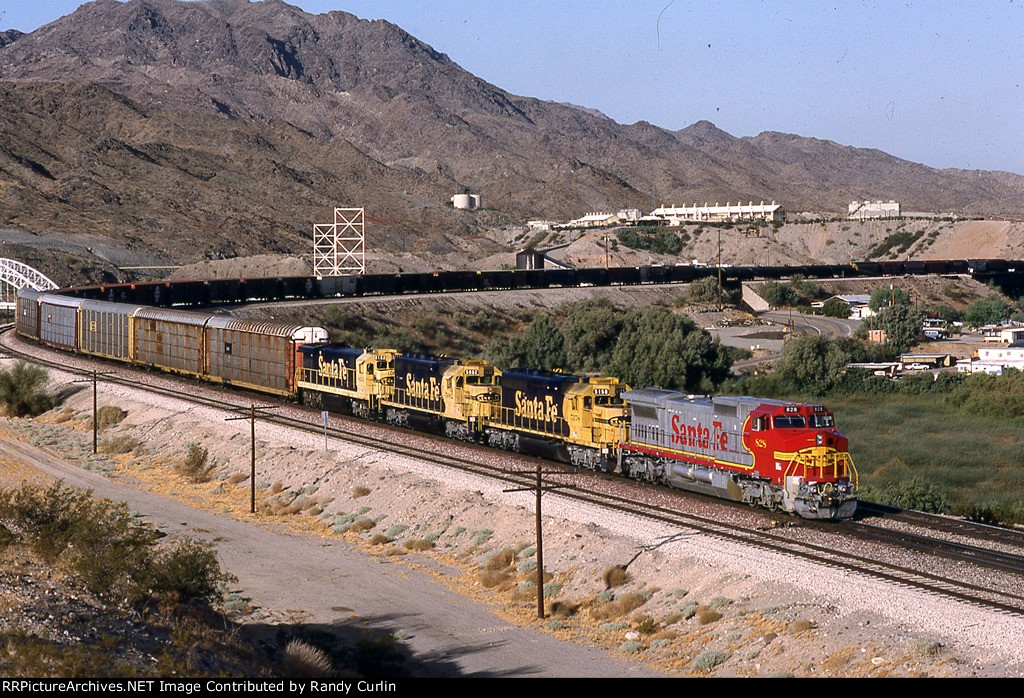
4;1;1023;175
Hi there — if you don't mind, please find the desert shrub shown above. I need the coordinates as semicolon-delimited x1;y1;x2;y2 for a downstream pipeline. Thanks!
349;518;375;533
692;650;730;671
369;534;390;545
99;435;139;455
146;539;234;604
0;484;231;607
0;361;55;417
95;405;127;429
680;602;700;619
226;473;248;485
478;569;512;589
788;619;815;633
352;486;371;498
619;641;645;655
548;601;578;618
697;608;722;625
634;616;659;635
177;443;214;483
862;477;950;514
686;276;720;304
907;639;943;658
402;538;434;551
603;565;630;588
280;639;332;679
485;548;516;570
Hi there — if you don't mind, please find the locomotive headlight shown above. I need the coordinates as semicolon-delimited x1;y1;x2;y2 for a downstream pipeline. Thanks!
816;433;823;446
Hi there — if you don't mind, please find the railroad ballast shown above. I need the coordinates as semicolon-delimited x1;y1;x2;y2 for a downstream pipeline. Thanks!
15;288;857;519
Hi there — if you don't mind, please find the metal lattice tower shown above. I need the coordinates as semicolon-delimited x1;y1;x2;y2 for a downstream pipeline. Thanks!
313;207;365;277
0;258;58;311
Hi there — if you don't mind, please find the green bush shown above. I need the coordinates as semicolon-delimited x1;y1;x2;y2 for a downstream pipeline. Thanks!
177;443;214;482
616;228;683;255
692;650;730;671
0;483;233;607
0;361;55;417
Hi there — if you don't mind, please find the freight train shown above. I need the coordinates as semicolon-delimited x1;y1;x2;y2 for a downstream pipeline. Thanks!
51;259;1018;309
14;288;858;519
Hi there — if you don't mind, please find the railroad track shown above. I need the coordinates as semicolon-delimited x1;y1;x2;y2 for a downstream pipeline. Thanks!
4;326;1024;617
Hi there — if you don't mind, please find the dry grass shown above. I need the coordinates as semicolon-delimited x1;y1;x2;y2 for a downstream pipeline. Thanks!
478;568;514;589
485;548;516;570
226;473;248;485
403;538;434;551
99;435;140;455
788;619;815;633
548;601;578;618
280;639;332;679
603;565;630;588
95;405;127;430
589;591;649;621
349;518;375;533
697;609;722;625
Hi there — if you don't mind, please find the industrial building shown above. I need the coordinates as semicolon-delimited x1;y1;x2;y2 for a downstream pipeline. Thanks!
849;200;900;219
451;194;483;210
643;202;784;225
565;209;642;228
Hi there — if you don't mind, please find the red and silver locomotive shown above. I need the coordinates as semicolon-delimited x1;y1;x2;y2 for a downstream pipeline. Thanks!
619;389;858;519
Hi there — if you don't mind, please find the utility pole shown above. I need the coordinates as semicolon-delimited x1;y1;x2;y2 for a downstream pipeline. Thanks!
504;462;573;619
72;369;115;454
225;403;280;514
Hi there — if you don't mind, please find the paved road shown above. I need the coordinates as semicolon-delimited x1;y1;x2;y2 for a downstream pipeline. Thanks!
0;432;662;678
760;310;861;339
731;311;862;374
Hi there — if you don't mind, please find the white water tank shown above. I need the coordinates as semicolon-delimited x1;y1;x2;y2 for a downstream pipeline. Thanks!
451;193;482;210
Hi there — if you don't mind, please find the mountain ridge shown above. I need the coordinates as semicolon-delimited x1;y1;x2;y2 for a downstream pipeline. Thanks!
0;0;1021;267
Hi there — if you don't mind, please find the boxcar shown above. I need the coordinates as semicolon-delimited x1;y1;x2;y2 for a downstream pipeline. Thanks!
206;318;328;396
79;300;139;362
134;307;211;377
38;294;86;351
15;289;41;340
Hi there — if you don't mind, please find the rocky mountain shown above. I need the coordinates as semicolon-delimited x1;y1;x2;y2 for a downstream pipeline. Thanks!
0;0;1021;268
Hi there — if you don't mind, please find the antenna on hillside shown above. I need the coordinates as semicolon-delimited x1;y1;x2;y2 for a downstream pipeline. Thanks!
313;207;366;277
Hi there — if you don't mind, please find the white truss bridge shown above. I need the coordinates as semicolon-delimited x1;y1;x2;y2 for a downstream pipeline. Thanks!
0;259;58;311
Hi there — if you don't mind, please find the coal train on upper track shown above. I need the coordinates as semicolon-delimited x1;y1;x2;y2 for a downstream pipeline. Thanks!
14;284;858;519
51;258;1019;308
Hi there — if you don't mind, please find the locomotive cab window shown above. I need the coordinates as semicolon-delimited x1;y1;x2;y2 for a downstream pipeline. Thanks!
751;416;768;431
366;364;374;375
224;342;232;355
773;415;806;428
811;414;834;428
595;395;623;406
456;376;464;388
583;397;592;410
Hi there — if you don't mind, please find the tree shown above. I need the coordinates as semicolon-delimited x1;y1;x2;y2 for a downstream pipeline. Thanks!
875;302;923;354
773;335;850;395
821;298;851;318
490;314;567;371
759;280;800;308
869;286;910;311
559;298;623;373
964;296;1009;327
608;307;731;392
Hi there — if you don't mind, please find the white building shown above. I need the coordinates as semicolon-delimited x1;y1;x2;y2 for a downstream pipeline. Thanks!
976;345;1024;369
849;200;900;219
451;193;483;210
646;201;784;225
566;209;643;228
